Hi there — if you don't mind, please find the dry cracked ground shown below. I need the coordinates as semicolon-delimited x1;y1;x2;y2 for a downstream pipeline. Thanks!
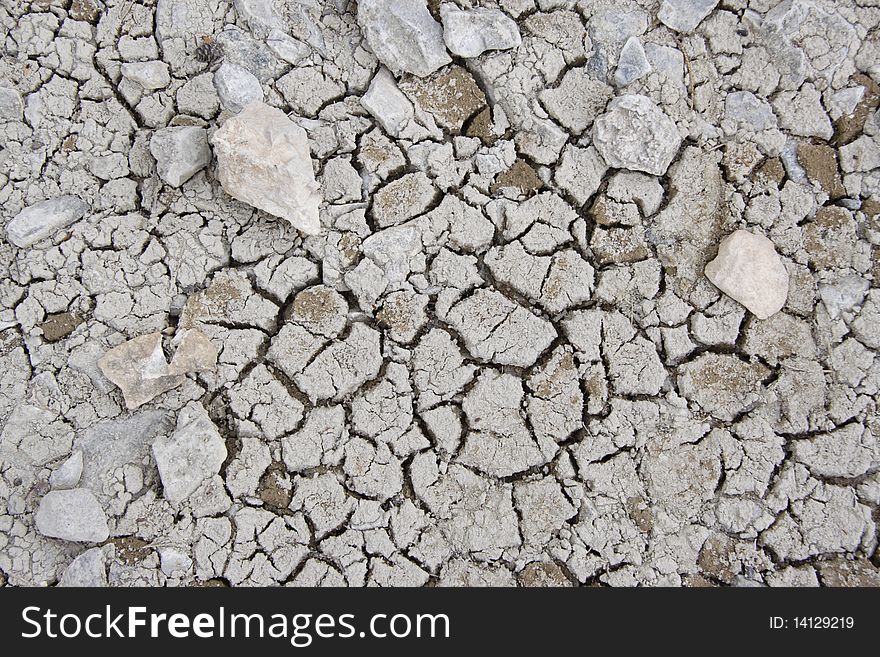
0;0;879;588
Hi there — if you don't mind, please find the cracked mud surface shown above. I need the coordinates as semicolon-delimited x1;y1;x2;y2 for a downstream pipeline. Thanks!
1;0;879;587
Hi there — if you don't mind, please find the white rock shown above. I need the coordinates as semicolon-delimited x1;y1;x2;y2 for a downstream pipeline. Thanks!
704;230;789;320
234;0;284;34
152;402;227;503
35;488;109;543
59;547;108;587
120;61;171;90
819;276;869;319
592;94;681;176
658;0;719;33
213;62;263;113
212;101;322;234
149;126;211;187
50;450;83;490
361;68;416;138
5;195;88;248
615;37;651;86
267;28;310;65
98;330;217;409
0;85;23;121
357;0;451;77
158;546;193;576
440;5;522;58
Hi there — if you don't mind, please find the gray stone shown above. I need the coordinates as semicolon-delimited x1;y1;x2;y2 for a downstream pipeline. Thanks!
212;101;322;234
658;0;719;34
152;402;227;503
357;0;451;77
149;126;211;187
0;85;23;121
440;5;522;58
593;94;681;176
50;450;83;490
5;195;89;248
35;488;109;543
819;276;870;319
213;62;263;113
614;37;651;87
59;547;108;587
120;61;171;90
704;230;789;320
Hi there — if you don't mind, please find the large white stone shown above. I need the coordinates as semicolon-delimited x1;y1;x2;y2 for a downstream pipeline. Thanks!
440;5;522;58
704;230;789;320
35;488;109;543
212;101;322;234
149;126;211;187
357;0;451;78
152;402;227;503
6;195;88;248
592;94;681;176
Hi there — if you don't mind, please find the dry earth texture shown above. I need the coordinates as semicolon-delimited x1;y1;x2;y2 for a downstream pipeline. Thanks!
1;0;879;588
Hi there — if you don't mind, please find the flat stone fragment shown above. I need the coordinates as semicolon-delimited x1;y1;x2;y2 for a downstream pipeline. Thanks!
149;126;211;187
59;547;108;587
0;85;23;120
592;94;681;176
213;61;263;113
212;101;321;234
152;402;228;503
615;37;651;86
35;488;109;543
704;230;789;320
440;5;522;58
357;0;451;78
658;0;719;33
6;195;88;248
120;60;171;90
98;329;217;409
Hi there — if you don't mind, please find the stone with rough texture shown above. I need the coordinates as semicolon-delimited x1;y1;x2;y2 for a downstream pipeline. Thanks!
658;0;719;33
6;195;88;248
149;126;211;187
212;101;322;234
120;61;171;90
357;0;451;78
704;230;789;320
440;5;522;58
615;37;651;87
98;330;217;409
213;62;263;113
592;95;681;176
152;402;227;503
35;488;109;543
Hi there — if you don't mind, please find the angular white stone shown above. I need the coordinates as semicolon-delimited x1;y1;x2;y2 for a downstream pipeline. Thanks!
592;94;681;176
6;195;88;248
213;62;263;113
149;126;211;187
58;547;108;587
704;230;789;320
98;329;217;409
120;61;171;90
152;402;227;503
35;488;109;543
0;85;23;121
50;450;83;490
658;0;719;33
357;0;451;78
212;101;322;234
361;68;416;138
440;5;522;58
615;37;651;86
